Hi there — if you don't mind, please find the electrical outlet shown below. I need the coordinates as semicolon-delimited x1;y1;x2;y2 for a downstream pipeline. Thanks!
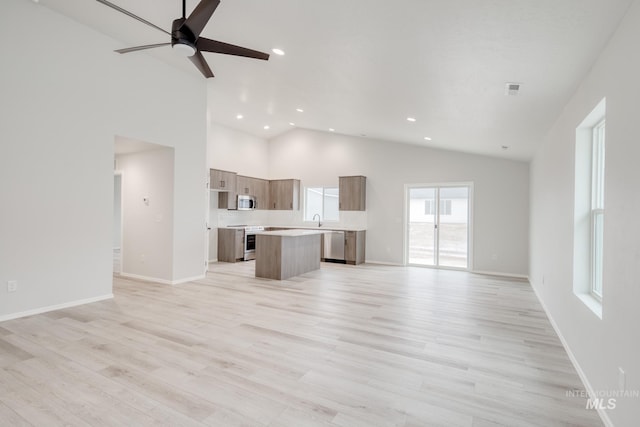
618;367;626;391
7;280;18;293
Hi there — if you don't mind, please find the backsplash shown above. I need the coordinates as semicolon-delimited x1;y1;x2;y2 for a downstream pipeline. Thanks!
216;208;367;229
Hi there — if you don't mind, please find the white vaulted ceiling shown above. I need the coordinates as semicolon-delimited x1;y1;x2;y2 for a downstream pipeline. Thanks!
39;0;632;160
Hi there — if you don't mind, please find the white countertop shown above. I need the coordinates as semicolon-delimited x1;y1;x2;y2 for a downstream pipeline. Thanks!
257;229;325;237
222;225;366;232
264;225;367;232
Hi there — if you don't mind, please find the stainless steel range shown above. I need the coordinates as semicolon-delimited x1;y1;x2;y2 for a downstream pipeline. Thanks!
227;225;265;261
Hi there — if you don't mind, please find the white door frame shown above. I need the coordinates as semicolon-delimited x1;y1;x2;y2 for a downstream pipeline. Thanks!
114;170;124;275
403;182;474;270
204;173;211;273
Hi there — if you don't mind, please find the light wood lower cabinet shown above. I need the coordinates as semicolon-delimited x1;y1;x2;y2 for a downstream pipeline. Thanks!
218;228;244;262
255;232;321;280
345;230;366;265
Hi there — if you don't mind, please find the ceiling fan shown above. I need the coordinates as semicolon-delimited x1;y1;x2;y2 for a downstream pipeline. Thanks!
96;0;270;78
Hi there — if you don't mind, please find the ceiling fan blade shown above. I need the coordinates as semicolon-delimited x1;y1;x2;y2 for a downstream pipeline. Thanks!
183;0;220;38
115;43;171;54
197;38;270;61
189;51;215;78
95;0;171;36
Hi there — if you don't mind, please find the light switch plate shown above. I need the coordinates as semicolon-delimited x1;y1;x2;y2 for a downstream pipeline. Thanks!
7;280;17;292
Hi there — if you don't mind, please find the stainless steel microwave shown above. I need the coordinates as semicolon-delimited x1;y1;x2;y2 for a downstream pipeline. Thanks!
237;194;256;210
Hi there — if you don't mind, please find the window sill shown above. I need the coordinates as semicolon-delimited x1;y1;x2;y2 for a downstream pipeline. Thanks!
576;292;603;319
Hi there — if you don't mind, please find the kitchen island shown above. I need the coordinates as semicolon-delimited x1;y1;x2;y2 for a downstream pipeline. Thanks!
255;229;324;280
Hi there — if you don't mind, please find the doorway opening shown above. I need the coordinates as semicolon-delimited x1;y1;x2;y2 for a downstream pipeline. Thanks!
406;184;472;269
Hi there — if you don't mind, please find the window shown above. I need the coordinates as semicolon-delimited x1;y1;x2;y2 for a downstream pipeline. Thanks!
573;98;605;317
590;119;605;300
304;187;339;222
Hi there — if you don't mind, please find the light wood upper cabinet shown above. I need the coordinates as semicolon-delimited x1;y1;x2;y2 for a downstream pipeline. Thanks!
236;175;251;195
254;178;270;210
237;175;270;209
269;179;300;210
339;175;366;211
210;169;237;191
211;169;299;211
210;169;238;210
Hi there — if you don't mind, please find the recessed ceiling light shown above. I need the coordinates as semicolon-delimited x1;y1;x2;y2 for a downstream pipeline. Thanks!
329;128;335;132
264;125;270;130
289;122;295;126
236;114;243;119
296;108;304;113
407;117;416;122
272;48;285;56
424;136;432;141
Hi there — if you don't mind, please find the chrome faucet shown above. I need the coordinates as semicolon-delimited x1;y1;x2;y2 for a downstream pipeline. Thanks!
312;213;322;227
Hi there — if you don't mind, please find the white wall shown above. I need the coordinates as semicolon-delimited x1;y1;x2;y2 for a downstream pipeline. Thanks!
269;129;529;274
208;122;270;178
530;2;640;426
116;146;175;282
0;0;206;319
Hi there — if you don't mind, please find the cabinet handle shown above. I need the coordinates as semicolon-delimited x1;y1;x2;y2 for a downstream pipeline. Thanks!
220;180;225;188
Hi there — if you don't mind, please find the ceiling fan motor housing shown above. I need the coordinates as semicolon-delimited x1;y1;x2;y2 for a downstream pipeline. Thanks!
171;18;197;53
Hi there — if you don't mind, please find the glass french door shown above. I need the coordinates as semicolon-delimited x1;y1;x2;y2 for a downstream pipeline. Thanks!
407;185;470;269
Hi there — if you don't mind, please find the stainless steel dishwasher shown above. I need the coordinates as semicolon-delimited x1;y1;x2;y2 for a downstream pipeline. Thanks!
323;231;345;263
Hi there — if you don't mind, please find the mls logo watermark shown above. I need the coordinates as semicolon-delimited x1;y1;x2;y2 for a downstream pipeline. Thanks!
585;397;616;410
566;388;639;410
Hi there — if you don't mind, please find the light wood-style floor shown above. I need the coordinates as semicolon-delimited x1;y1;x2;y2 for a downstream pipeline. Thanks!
0;262;602;426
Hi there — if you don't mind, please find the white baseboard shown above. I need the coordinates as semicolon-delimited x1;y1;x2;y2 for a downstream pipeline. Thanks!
172;274;206;285
208;258;218;263
471;270;528;280
528;278;612;427
364;260;404;266
120;272;173;285
0;294;114;323
120;272;205;286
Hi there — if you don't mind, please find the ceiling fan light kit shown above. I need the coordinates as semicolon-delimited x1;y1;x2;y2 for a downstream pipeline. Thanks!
171;18;197;57
173;43;197;57
96;0;270;78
